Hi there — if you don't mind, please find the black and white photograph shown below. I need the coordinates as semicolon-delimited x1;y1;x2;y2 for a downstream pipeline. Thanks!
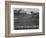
14;8;39;30
10;5;43;33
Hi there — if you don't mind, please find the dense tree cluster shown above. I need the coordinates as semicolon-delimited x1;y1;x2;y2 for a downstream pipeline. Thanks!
14;9;39;16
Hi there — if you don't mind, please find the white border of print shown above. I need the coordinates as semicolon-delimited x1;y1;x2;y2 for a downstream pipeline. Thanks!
10;5;42;33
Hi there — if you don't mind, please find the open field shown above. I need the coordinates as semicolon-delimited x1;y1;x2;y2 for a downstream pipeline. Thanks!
14;13;39;30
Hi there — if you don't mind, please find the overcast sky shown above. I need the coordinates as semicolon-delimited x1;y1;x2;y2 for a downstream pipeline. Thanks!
14;8;39;12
